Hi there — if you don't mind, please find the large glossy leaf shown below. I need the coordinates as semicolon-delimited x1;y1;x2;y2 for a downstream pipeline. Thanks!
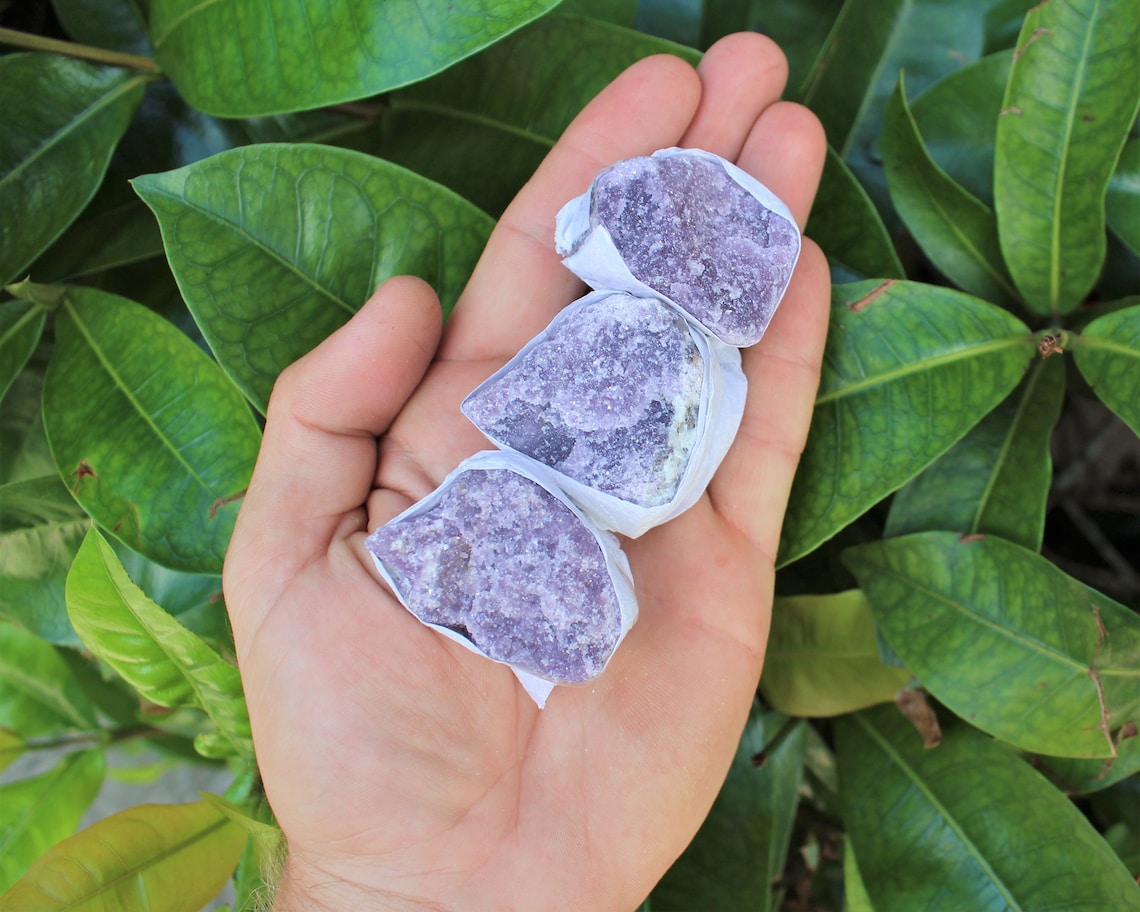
1073;302;1140;435
381;15;699;216
0;800;247;912
882;76;1019;306
148;0;561;117
805;148;904;280
66;529;252;759
0;299;46;404
885;356;1065;551
838;706;1140;911
779;281;1035;566
0;749;105;894
994;0;1140;315
651;706;805;911
844;838;875;912
0;475;89;644
0;623;96;737
797;0;987;214
633;0;702;45
41;286;260;573
910;50;1011;204
760;591;911;718
844;532;1140;758
134;143;494;412
0;55;146;287
1108;137;1140;254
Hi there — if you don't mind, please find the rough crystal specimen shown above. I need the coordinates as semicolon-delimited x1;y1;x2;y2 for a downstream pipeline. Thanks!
462;293;704;508
366;465;624;684
559;149;800;346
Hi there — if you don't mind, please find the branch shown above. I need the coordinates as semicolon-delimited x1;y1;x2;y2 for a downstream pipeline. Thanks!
0;27;159;72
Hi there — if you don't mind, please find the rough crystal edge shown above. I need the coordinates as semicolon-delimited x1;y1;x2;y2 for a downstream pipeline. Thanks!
554;147;802;347
461;291;747;538
366;450;639;707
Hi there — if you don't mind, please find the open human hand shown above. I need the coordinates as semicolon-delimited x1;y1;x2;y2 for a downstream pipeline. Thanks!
223;32;829;912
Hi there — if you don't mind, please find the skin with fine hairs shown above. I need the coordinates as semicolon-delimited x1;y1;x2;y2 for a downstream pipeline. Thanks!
222;32;829;912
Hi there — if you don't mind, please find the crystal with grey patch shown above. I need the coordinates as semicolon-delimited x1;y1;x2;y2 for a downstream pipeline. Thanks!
584;153;799;346
366;468;623;684
463;294;704;508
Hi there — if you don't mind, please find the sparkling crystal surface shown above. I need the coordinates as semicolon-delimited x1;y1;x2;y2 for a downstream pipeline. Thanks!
590;153;799;346
367;468;623;683
463;294;703;507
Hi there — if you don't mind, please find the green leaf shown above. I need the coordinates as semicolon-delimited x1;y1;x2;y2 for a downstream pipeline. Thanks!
148;0;561;117
50;0;152;54
1073;302;1140;436
0;54;147;287
910;50;1011;205
882;75;1019;306
843;532;1140;758
651;706;805;912
1037;733;1140;795
885;356;1065;551
779;280;1035;566
837;705;1140;911
0;749;105;894
0;300;46;405
760;591;912;718
0;623;96;737
66;529;252;759
0;800;247;912
381;15;699;216
42;286;261;573
797;0;987;216
805;148;904;280
994;0;1140;315
558;0;637;25
0;475;90;645
634;0;703;46
134;143;494;412
1108;137;1140;254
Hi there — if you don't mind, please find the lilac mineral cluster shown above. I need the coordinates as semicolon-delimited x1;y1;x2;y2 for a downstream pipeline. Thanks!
462;294;704;507
367;467;623;684
568;151;800;346
367;148;800;702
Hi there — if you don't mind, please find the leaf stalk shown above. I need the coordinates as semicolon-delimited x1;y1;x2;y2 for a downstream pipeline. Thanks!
0;26;160;73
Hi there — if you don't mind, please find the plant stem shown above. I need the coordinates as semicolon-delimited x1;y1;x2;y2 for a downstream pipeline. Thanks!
0;27;159;72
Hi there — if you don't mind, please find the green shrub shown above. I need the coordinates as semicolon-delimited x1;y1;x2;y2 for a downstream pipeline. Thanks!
1;0;1138;908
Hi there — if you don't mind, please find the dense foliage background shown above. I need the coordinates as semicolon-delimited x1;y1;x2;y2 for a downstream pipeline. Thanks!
1;0;1139;909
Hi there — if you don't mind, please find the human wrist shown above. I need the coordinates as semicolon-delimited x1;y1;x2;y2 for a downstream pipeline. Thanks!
271;854;453;912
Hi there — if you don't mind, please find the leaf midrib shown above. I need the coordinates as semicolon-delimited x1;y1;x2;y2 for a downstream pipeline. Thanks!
137;182;356;317
0;76;145;192
815;336;1030;405
63;298;229;504
1050;1;1099;311
854;713;1026;911
49;813;235;911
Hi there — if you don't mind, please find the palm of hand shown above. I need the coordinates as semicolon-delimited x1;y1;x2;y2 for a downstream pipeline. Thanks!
224;34;829;912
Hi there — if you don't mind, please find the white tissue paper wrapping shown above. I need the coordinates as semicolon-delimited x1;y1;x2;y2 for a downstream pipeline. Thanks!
554;146;801;344
462;290;747;538
368;450;639;707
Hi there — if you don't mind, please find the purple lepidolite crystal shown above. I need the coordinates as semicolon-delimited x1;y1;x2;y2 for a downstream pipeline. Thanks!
366;465;624;684
559;149;800;347
462;293;704;509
